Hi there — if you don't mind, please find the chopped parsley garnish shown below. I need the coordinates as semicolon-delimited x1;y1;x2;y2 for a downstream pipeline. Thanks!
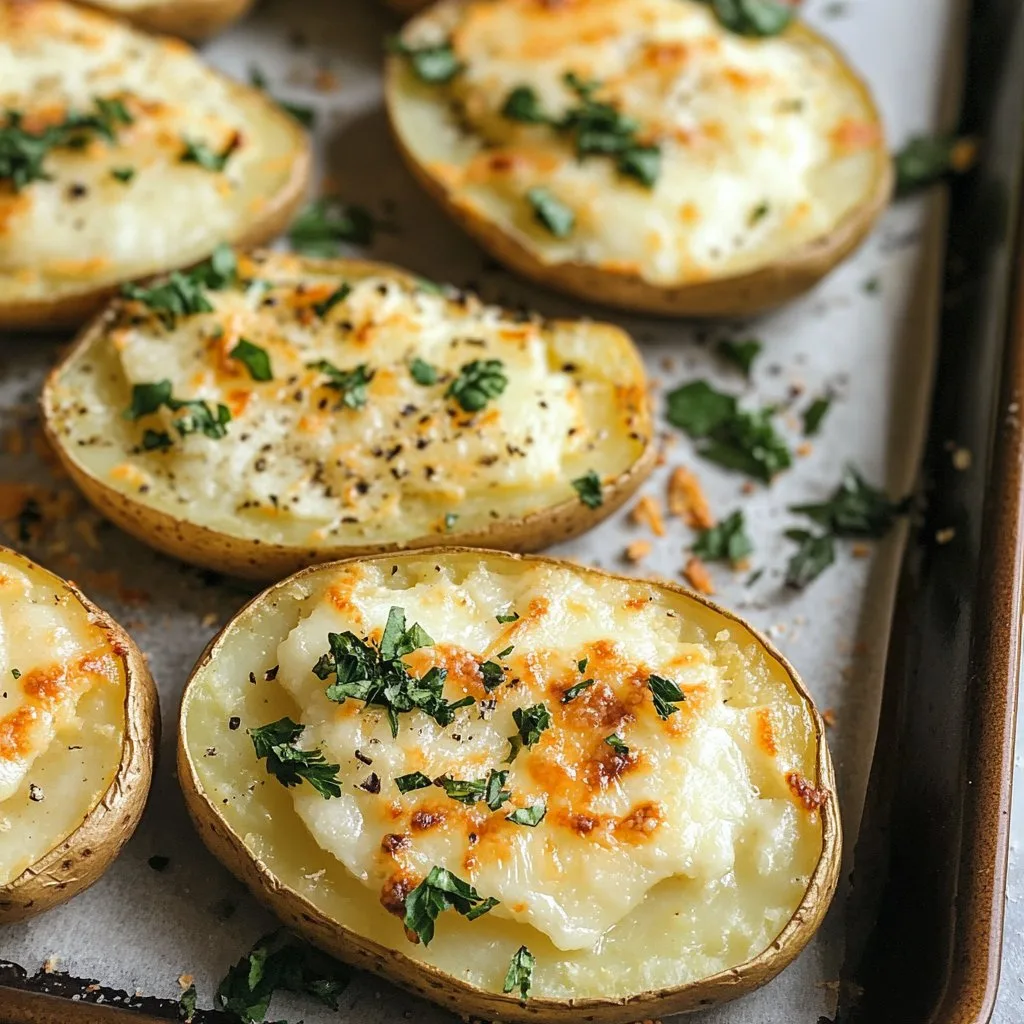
605;733;629;755
216;928;350;1023
503;74;662;187
446;358;508;412
314;606;473;736
289;198;376;255
571;470;604;508
803;395;832;436
648;674;686;719
312;283;351;318
0;98;133;191
389;37;463;84
479;659;506;691
700;0;794;37
506;803;546;828
249;717;342;799
562;678;594;703
665;380;791;482
435;768;510;810
443;512;459;530
121;244;237;326
178;983;196;1022
142;429;173;452
403;867;499;946
410;357;439;386
307;359;375;410
110;166;135;183
123;379;232;443
785;529;836;589
180;134;240;172
503;945;536;1001
496;610;520;624
717;338;762;377
11;668;21;680
395;771;433;794
229;338;273;382
692;510;753;564
577;657;588;673
505;735;523;763
526;186;576;237
790;467;908;537
894;135;977;197
512;703;551;748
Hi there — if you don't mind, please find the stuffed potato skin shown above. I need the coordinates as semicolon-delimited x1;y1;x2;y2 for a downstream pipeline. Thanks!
42;253;655;580
178;549;841;1022
0;548;158;923
386;0;891;316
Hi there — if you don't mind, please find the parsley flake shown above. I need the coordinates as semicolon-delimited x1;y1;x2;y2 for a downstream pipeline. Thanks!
692;510;753;564
249;717;342;799
403;867;499;946
648;674;686;719
785;529;836;588
389;38;463;84
180;134;240;172
605;733;629;755
506;803;546;828
410;357;439;386
790;467;907;537
503;945;536;1001
665;380;791;482
562;678;594;703
717;338;762;377
314;607;473;736
701;0;794;37
178;984;196;1023
123;379;232;443
307;359;375;410
435;768;510;810
121;244;236;326
526;186;575;237
803;395;832;436
395;771;433;794
289;198;376;255
110;166;135;183
11;668;21;680
894;135;977;196
446;359;508;412
496;610;520;624
312;283;351;318
571;470;604;508
216;928;349;1023
512;703;551;748
479;659;506;691
229;339;273;382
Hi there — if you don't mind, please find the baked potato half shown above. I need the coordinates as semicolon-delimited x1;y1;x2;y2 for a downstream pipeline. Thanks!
386;0;891;316
84;0;254;40
42;250;654;581
0;0;310;330
179;549;840;1022
0;546;158;923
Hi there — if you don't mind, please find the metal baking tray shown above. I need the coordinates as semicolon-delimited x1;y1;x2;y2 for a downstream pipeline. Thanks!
1;0;1019;1021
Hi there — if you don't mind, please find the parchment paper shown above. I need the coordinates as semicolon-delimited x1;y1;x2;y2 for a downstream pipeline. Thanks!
0;0;966;1019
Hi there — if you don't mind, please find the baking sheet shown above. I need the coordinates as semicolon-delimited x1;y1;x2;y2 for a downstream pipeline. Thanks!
0;0;966;1020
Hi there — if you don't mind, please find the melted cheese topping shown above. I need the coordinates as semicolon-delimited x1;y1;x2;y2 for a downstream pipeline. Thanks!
0;0;303;308
47;252;649;548
185;554;825;997
0;551;125;884
390;0;885;286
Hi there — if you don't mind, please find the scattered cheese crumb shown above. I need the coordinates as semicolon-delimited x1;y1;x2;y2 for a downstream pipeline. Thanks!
201;612;218;628
796;441;813;457
822;708;837;729
313;69;339;92
43;957;59;974
631;495;666;537
667;466;714;528
851;543;871;558
951;447;972;470
178;974;193;989
936;527;956;545
682;557;715;595
624;540;652;563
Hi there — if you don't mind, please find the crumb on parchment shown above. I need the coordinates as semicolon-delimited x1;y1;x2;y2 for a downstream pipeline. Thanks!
667;466;714;529
682;556;714;595
631;495;666;537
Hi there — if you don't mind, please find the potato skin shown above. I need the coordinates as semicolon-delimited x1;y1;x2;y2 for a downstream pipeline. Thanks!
385;17;892;317
178;548;841;1023
0;4;311;332
84;0;255;40
41;262;655;580
0;549;159;923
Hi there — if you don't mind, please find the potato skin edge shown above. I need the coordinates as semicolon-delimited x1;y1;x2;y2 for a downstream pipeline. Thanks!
384;11;893;317
177;547;842;1022
0;547;159;923
83;0;255;40
40;261;656;580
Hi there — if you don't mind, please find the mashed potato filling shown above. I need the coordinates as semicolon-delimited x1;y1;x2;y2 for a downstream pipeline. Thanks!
274;560;821;954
